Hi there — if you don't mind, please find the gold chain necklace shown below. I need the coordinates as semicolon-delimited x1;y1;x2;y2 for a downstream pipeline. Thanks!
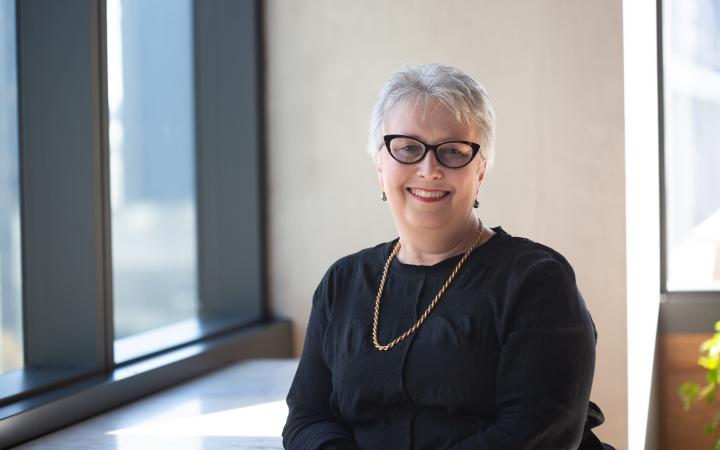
372;220;484;351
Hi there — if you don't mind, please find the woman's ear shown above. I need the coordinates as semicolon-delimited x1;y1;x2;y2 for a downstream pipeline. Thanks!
477;159;487;185
376;154;384;189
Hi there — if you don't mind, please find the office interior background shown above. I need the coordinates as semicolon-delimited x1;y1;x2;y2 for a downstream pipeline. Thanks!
1;0;719;449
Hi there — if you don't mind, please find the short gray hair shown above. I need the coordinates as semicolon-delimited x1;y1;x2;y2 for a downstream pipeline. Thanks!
368;64;495;166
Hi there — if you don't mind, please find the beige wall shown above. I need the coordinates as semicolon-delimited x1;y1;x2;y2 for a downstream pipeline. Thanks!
265;1;627;448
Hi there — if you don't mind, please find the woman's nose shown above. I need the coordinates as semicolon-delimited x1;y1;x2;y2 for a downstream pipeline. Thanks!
417;150;443;178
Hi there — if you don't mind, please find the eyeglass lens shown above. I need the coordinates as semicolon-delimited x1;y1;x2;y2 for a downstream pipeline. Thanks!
388;136;474;168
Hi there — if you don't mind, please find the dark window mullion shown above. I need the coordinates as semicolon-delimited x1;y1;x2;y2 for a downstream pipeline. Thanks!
194;0;263;326
17;0;108;371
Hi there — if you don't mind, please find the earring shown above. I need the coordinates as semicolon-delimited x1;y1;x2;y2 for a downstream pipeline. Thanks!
381;192;387;201
473;199;479;208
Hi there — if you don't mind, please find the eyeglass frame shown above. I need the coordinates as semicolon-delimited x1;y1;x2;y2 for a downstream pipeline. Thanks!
383;134;482;169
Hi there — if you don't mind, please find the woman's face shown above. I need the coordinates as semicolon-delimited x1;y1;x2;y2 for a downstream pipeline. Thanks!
377;96;487;233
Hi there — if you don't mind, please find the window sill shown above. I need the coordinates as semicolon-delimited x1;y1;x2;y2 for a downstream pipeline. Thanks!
660;292;720;334
0;320;292;448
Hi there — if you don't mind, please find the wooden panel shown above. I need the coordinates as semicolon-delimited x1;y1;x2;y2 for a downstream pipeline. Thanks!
659;333;718;450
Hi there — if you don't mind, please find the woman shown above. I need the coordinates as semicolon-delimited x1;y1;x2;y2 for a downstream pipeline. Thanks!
283;64;613;450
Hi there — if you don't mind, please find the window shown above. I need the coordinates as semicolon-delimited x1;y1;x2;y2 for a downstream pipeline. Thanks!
0;1;280;447
0;0;22;375
106;0;265;363
663;0;720;292
107;0;200;361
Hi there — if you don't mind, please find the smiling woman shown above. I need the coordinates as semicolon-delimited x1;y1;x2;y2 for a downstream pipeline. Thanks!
376;96;487;261
282;64;615;450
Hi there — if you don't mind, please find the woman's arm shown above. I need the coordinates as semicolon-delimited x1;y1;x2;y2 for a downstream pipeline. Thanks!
282;272;359;450
448;257;597;450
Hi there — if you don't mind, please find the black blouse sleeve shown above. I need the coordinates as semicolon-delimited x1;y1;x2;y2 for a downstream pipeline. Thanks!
447;256;596;450
282;270;359;450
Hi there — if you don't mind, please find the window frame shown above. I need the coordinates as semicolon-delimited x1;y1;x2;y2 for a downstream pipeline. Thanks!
0;0;289;447
658;0;720;334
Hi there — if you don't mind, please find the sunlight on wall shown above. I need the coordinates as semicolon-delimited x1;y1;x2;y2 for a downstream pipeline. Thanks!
623;0;661;449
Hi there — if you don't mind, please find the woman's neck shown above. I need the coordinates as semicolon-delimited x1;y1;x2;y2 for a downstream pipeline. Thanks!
396;215;488;266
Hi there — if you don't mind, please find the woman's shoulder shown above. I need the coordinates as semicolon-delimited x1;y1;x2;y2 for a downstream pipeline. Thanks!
327;239;396;273
317;239;397;287
490;228;592;338
489;227;576;280
311;240;396;311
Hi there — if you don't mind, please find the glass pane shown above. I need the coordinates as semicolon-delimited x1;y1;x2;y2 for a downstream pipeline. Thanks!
664;0;720;291
0;0;23;374
107;0;199;352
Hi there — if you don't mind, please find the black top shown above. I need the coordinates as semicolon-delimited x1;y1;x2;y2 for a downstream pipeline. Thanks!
283;227;610;450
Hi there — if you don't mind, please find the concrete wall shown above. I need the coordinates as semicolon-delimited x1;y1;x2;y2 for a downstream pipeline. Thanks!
265;1;626;447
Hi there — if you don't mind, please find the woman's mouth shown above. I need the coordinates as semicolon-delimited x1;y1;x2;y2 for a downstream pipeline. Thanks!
407;188;450;202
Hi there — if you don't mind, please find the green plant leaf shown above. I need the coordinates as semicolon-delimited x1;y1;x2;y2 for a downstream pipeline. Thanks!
700;356;719;370
701;335;719;352
709;368;720;384
703;382;718;402
679;382;701;410
679;321;720;445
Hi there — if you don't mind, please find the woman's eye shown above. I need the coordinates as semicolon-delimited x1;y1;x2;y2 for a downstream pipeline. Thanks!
440;145;470;157
399;145;422;154
442;147;462;155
